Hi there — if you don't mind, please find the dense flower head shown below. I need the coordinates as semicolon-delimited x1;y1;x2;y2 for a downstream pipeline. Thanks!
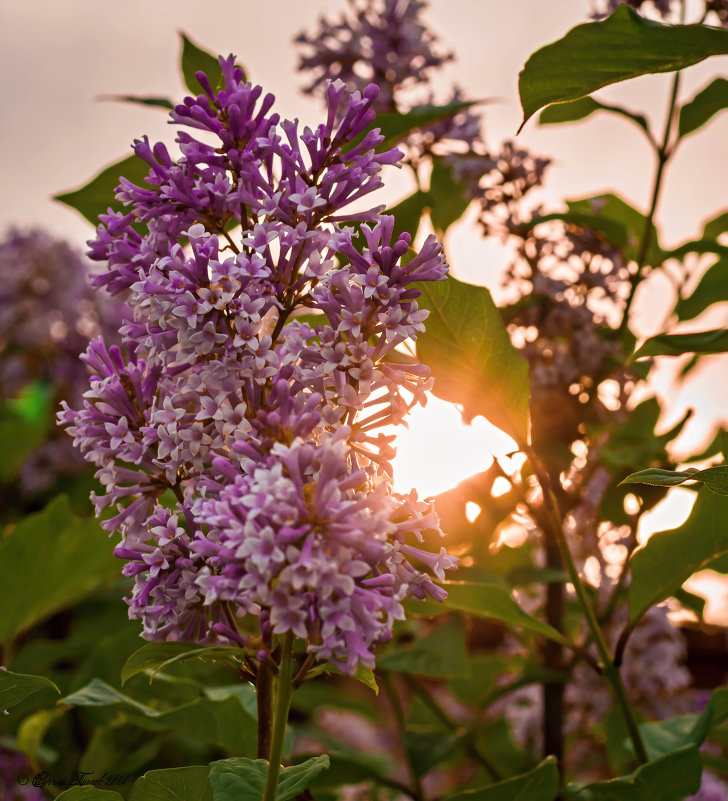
0;228;127;492
295;0;484;162
60;56;455;674
295;0;452;112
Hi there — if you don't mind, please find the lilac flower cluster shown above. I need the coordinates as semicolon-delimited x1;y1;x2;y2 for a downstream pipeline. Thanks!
0;228;126;492
59;58;456;674
295;0;452;113
0;747;45;801
296;0;483;161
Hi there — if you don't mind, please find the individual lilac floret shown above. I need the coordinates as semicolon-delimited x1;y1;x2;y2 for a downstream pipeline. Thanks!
60;57;456;675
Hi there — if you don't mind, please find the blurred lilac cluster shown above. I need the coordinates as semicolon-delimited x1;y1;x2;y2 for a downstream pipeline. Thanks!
296;0;452;112
0;747;44;801
60;58;456;673
0;228;126;493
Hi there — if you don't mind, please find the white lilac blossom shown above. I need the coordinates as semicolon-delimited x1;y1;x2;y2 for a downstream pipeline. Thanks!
59;57;456;674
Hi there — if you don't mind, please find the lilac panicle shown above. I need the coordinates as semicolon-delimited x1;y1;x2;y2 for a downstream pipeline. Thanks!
295;0;452;112
60;56;456;674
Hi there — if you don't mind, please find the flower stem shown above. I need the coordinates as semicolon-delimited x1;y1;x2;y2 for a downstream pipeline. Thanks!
262;632;295;801
618;66;681;338
524;445;648;764
256;628;275;760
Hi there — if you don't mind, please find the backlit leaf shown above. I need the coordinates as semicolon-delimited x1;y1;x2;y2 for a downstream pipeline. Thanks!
675;257;728;320
429;158;470;234
519;5;728;129
621;464;728;495
634;328;728;358
415;276;530;440
411;581;570;647
628;487;728;622
539;96;649;134
678;77;728;138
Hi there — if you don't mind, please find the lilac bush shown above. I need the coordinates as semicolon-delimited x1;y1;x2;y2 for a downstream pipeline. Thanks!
59;59;456;675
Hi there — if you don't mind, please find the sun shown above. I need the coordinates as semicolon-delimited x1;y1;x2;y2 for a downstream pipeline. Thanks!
390;394;518;498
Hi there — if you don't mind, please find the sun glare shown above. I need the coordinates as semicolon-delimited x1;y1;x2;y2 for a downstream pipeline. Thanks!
391;394;517;498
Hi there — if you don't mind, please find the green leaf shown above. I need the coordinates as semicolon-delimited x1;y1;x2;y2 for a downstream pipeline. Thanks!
522;210;629;253
678;77;728;138
7;380;52;424
378;617;468;677
0;401;51;481
564;193;661;264
54;154;149;226
415;275;530;440
121;642;247;685
621;464;728;495
375;101;477;152
61;678;256;756
55;789;123;801
634;328;728;358
412;581;570;647
628;486;728;622
703;209;728;240
429;158;470;234
672;587;706;618
100;94;174;111
404;728;460;778
129;767;212;801
572;745;702;800
208;755;329;801
17;707;65;759
538;96;649;134
0;496;120;647
180;34;228;94
675;257;728;320
387;190;431;242
519;4;728;129
664;238;728;260
445;757;559;801
640;687;728;760
0;670;59;710
302;752;390;792
599;398;688;473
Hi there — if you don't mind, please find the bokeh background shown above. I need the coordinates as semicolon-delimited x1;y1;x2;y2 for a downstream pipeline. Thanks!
3;0;728;612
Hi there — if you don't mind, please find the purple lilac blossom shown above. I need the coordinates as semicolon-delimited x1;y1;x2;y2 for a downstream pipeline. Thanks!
0;228;127;493
295;0;452;113
295;0;484;162
59;58;456;674
0;747;45;801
